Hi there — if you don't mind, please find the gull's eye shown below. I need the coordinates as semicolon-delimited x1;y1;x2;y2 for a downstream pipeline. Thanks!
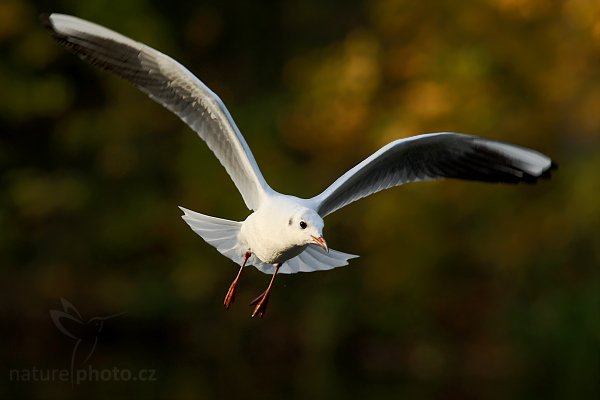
299;221;307;229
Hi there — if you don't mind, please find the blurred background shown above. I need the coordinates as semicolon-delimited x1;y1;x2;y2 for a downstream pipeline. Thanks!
1;0;599;398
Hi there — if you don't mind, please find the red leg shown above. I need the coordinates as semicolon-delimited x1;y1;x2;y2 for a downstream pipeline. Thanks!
250;263;281;318
224;251;251;309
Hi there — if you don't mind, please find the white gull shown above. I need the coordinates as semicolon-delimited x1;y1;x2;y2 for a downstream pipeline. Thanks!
44;14;556;317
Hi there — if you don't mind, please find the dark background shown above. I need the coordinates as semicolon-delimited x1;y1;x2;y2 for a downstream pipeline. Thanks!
1;0;599;399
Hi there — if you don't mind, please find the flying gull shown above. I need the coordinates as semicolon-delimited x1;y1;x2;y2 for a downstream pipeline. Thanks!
43;14;556;317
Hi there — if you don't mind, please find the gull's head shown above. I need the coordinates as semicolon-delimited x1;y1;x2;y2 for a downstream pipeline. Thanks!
287;207;328;252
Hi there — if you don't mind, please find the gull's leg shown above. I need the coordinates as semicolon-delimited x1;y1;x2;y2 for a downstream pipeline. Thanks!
250;263;281;318
224;251;251;309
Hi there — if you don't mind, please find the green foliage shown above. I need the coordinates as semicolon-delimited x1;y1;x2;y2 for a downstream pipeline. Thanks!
2;0;599;398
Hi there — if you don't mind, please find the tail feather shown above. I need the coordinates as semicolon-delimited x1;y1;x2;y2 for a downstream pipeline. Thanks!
179;207;245;265
279;245;359;274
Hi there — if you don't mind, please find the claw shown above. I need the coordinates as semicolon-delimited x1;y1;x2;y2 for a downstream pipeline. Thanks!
223;281;238;309
249;263;280;318
250;291;270;318
249;290;267;306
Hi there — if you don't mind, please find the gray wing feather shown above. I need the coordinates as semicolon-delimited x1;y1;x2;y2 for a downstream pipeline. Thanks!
311;132;555;217
44;13;272;210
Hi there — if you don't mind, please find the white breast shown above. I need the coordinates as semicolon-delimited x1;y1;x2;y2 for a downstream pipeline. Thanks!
239;196;308;264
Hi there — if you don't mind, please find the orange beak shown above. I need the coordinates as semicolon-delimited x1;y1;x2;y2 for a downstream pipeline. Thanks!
311;235;329;253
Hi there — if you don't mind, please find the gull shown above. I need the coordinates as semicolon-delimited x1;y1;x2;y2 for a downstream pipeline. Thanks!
44;14;556;317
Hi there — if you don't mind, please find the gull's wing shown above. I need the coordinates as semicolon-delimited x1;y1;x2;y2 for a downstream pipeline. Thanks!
43;13;273;210
310;132;556;217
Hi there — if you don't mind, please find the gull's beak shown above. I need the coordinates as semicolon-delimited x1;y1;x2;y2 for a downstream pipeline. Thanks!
311;235;329;253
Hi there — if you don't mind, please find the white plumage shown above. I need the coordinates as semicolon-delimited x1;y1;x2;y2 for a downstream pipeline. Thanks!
44;14;555;316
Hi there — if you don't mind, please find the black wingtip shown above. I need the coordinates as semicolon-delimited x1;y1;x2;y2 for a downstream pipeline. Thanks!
40;13;73;49
40;13;61;40
538;160;558;181
39;13;52;29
